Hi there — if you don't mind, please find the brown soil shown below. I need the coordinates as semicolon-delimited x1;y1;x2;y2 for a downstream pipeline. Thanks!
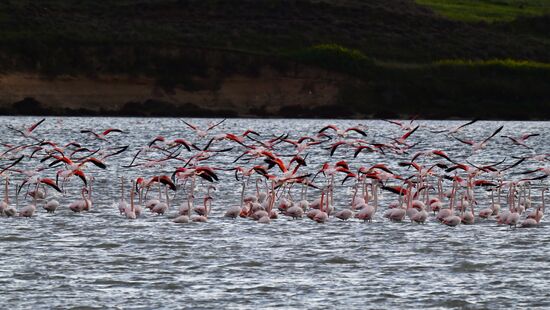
0;67;346;116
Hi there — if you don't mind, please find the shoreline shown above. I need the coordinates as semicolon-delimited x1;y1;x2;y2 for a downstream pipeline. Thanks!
1;72;548;121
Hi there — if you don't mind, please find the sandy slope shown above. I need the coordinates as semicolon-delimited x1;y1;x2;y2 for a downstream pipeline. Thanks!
0;67;345;116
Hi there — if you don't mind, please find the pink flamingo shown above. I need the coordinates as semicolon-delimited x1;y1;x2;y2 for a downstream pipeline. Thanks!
80;128;123;141
19;184;38;217
125;180;137;219
118;177;128;215
526;187;547;223
69;187;90;213
3;180;17;217
195;185;215;216
356;182;378;222
313;189;329;223
192;196;212;222
502;133;539;149
225;182;244;219
453;125;503;153
460;192;475;225
258;189;276;224
411;185;429;224
0;177;11;215
152;185;169;215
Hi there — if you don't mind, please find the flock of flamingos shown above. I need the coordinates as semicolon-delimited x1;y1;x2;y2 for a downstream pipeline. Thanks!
0;118;548;228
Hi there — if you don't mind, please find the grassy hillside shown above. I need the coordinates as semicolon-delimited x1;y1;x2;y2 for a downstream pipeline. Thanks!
0;0;549;119
416;0;550;22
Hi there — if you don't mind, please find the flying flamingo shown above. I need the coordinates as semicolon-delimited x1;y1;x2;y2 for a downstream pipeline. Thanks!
430;119;478;134
502;133;539;149
453;125;504;153
181;119;226;139
80;128;123;141
391;125;419;146
318;124;367;138
7;118;46;141
383;118;417;131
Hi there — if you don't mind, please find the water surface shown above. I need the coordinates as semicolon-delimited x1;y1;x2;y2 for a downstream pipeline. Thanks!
0;117;549;309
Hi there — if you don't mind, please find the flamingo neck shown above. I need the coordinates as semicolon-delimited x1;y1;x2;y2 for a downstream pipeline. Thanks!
130;187;135;212
4;179;9;204
82;190;89;210
240;182;245;209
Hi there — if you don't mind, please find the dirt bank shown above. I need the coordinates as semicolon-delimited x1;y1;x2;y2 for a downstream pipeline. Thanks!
0;67;349;117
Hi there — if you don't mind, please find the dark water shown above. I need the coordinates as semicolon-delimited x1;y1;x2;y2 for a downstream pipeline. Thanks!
0;117;549;309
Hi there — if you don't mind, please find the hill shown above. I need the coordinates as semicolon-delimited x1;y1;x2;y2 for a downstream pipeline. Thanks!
0;0;549;119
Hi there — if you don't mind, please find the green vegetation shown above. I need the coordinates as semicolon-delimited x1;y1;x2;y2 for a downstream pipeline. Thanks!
0;0;549;118
416;0;550;22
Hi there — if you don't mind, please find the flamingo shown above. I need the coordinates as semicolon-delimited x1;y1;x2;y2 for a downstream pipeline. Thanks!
83;177;93;211
355;182;378;222
521;207;542;228
19;184;38;217
526;187;547;223
7;118;46;140
80;128;123;141
430;119;478;134
3;180;17;217
442;195;461;227
182;119;226;139
134;183;143;217
388;190;407;222
145;177;162;211
0;177;10;215
502;133;539;149
307;189;325;220
478;189;495;219
192;196;212;222
118;177;128;215
42;183;60;213
411;185;429;224
69;187;90;213
125;180;137;219
437;181;457;222
460;193;475;225
318;124;367;138
152;185;169;215
224;182;243;219
392;125;419;146
453;125;503;153
43;198;60;213
313;189;329;223
258;189;276;224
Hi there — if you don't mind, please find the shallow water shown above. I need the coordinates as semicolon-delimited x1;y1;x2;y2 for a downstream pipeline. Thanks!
0;117;549;309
